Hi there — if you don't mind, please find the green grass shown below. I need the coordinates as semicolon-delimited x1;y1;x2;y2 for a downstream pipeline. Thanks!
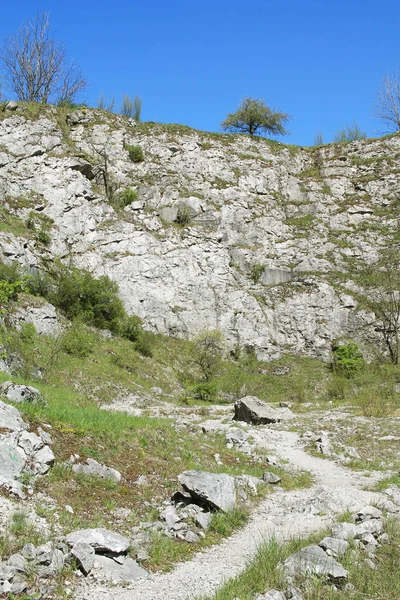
145;508;249;572
200;518;400;600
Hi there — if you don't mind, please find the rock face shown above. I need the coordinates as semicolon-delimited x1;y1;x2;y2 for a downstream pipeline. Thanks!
178;470;237;512
0;400;54;496
234;396;291;425
0;106;399;359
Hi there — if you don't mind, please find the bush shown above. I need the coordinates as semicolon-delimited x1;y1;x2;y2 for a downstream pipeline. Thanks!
125;144;144;163
134;331;154;357
60;321;94;358
191;381;217;402
51;266;125;332
332;342;364;378
176;205;192;226
112;188;138;209
120;315;143;342
250;263;265;283
24;269;53;298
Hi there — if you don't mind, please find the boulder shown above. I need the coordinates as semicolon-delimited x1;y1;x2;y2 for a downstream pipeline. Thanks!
71;542;95;575
0;382;45;406
66;528;130;554
0;400;27;432
283;545;348;581
178;470;236;512
331;522;357;541
256;592;286;600
72;458;121;483
92;555;148;582
262;472;282;484
234;396;292;425
319;537;349;558
356;506;382;522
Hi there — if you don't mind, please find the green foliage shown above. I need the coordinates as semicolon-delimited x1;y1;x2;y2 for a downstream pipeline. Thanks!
334;122;366;142
193;330;225;381
112;188;138;209
0;280;22;306
250;263;265;284
191;381;218;402
119;315;143;342
210;508;248;536
125;144;144;162
176;204;192;226
133;331;154;357
332;342;364;378
60;321;95;358
221;97;290;137
51;266;125;332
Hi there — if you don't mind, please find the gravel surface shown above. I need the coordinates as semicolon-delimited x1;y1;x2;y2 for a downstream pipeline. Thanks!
76;425;387;600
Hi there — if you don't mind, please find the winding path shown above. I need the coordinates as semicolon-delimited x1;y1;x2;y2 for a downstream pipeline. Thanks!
76;426;387;600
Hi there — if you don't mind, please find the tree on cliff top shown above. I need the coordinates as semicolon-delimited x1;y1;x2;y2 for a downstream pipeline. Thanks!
0;12;86;104
221;97;290;137
375;71;400;133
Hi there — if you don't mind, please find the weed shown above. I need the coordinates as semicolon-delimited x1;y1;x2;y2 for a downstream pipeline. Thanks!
125;144;144;162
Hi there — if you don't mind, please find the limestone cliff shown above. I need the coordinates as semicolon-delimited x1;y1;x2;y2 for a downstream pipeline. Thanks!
0;103;399;360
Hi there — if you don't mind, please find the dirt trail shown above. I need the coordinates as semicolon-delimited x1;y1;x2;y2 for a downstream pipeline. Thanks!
76;424;386;600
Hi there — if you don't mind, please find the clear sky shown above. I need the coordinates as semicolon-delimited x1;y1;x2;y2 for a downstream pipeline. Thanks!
0;0;399;146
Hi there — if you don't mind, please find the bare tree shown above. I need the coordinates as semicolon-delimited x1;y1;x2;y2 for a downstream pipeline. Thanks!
0;12;86;104
120;93;142;121
97;93;115;112
375;71;400;133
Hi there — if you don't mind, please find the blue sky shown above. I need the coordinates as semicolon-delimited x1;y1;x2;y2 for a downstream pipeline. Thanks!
0;0;399;146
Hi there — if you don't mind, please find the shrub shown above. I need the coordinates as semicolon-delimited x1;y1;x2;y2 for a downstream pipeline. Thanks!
134;331;154;357
176;204;192;226
51;266;125;332
193;329;224;381
332;342;364;378
250;263;265;283
24;269;53;298
112;188;138;209
125;144;144;163
120;315;143;342
60;321;94;358
191;381;217;402
0;280;22;306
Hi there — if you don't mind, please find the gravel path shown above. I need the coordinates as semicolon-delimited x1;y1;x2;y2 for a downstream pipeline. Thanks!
76;425;385;600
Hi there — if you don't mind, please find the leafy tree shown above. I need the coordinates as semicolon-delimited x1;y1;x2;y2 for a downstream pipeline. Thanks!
0;12;86;104
193;329;224;381
360;248;400;365
334;122;366;142
221;97;289;137
374;71;400;132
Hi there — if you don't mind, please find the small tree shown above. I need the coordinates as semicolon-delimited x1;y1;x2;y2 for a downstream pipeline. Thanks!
374;71;400;133
121;94;142;121
97;93;115;112
358;247;400;365
334;122;366;142
0;12;86;104
193;329;224;381
221;97;289;137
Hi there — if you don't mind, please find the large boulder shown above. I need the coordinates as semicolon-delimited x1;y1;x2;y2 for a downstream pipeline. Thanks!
92;555;148;582
234;396;293;425
72;458;121;483
0;382;45;406
178;470;237;512
283;545;348;581
66;528;130;554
